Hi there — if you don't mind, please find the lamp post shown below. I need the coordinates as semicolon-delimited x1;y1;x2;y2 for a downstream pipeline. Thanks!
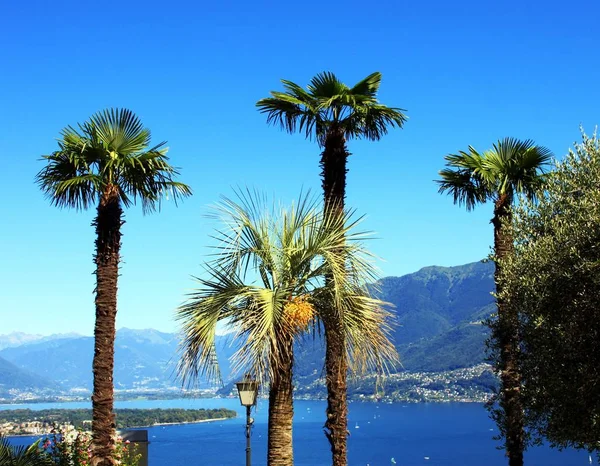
236;375;259;466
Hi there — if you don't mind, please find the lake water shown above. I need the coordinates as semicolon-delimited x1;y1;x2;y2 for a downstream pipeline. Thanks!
3;398;591;465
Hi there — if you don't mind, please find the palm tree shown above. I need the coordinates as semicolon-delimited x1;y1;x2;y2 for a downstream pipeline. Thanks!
257;71;406;465
0;436;54;466
437;137;552;466
176;192;396;466
35;109;191;466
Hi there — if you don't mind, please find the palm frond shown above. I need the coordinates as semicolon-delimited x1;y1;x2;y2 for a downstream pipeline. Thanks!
436;149;490;210
346;104;408;141
342;292;399;375
36;108;191;213
307;71;348;98
35;151;101;210
483;138;553;199
256;95;319;139
257;72;405;143
176;190;397;388
89;108;150;155
176;268;252;385
348;71;382;98
118;149;192;213
0;436;54;466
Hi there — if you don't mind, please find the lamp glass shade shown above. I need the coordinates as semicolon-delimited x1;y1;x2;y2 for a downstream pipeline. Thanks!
236;380;258;407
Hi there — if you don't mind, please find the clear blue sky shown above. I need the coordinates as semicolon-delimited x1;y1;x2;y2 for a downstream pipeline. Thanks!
1;0;598;335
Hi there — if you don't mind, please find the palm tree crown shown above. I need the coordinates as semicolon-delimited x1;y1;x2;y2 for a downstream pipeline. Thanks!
257;72;407;145
36;108;191;210
176;191;396;385
437;137;553;209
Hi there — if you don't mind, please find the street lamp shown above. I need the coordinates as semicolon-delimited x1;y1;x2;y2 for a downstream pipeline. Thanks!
236;374;259;466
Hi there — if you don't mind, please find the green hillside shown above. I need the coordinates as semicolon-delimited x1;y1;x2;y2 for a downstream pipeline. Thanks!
0;355;55;394
295;261;496;379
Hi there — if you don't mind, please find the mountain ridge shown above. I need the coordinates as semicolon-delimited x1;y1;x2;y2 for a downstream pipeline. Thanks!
0;260;496;395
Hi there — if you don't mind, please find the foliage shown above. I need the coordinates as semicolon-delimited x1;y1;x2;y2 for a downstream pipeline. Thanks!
40;427;141;466
35;108;191;211
257;72;407;145
176;191;398;385
497;131;600;452
437;137;553;209
0;435;54;466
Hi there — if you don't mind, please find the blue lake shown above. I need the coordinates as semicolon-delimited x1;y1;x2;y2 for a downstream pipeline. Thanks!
3;398;591;465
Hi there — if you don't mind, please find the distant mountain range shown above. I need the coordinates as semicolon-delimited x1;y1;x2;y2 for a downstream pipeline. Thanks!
0;261;495;396
0;332;82;350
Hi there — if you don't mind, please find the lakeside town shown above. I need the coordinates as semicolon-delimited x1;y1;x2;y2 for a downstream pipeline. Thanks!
1;363;495;409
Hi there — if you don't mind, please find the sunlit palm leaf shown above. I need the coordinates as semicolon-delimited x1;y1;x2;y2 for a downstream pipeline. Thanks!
349;71;382;98
176;191;398;387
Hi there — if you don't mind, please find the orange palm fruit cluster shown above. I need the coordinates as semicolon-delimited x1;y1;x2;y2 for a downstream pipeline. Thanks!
284;295;315;331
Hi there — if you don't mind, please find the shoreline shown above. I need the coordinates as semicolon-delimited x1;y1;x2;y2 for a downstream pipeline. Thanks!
3;416;234;438
146;416;232;427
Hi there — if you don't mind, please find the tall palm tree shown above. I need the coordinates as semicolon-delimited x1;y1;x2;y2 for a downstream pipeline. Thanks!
176;192;396;466
437;137;552;466
257;71;406;466
35;109;191;466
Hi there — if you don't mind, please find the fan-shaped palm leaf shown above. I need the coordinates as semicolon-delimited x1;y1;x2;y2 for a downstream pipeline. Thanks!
36;108;192;212
437;138;552;207
177;191;396;385
0;437;54;466
257;71;407;146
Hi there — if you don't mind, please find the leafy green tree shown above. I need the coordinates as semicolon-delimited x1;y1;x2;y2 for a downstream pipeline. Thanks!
0;436;54;466
35;109;191;466
176;192;396;466
498;132;600;454
437;138;552;466
257;72;406;466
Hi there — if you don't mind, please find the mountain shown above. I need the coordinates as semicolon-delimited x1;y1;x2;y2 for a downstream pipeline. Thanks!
0;355;56;395
0;329;238;391
382;260;495;371
0;332;82;350
292;261;495;384
380;260;494;344
0;261;496;394
0;332;43;350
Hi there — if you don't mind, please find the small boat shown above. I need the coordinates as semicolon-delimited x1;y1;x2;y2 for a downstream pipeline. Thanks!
355;422;360;429
391;458;396;464
424;457;430;460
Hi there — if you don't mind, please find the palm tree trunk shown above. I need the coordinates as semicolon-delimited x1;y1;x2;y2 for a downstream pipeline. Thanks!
267;338;294;466
320;126;350;466
91;184;122;466
492;194;523;466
